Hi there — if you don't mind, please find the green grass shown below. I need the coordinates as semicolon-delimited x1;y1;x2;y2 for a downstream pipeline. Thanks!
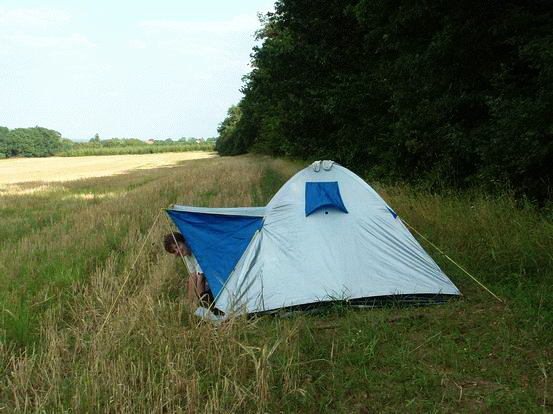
251;160;290;205
0;155;551;412
56;143;215;156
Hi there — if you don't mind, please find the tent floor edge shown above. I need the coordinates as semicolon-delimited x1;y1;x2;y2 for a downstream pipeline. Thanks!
251;294;461;317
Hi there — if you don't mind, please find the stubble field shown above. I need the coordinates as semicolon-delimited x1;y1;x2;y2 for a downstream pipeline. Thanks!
0;152;214;185
0;154;551;412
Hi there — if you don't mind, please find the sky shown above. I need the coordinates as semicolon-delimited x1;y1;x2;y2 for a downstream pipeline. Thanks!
0;0;274;140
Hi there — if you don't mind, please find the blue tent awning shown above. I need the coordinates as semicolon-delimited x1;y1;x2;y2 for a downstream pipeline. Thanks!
166;210;263;297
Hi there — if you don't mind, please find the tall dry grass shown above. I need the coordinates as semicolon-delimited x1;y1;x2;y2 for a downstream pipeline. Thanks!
1;156;305;412
1;155;551;412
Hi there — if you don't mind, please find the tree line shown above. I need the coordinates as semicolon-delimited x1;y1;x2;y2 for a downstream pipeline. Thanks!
0;126;67;158
0;127;216;158
216;0;552;201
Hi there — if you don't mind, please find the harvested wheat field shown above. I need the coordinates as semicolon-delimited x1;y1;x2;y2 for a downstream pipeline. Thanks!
0;155;551;413
0;152;214;185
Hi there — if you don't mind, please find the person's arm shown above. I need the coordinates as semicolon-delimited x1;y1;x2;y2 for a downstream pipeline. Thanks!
198;272;207;293
185;254;209;305
187;272;202;304
186;272;208;304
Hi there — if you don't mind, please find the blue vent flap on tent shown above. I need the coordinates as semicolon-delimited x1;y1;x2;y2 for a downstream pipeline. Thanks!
305;181;348;216
166;210;263;297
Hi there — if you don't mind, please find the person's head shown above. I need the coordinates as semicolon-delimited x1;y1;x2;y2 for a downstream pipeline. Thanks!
163;232;190;257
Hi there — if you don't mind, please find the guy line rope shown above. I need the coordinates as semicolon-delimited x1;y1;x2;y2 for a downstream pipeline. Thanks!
97;209;163;337
97;208;219;337
401;218;504;303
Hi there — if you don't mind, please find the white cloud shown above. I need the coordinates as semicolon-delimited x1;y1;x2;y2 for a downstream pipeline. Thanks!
138;15;259;35
0;6;72;27
160;40;230;57
128;39;148;49
131;15;260;66
192;72;214;81
4;33;95;50
0;3;269;138
0;6;87;55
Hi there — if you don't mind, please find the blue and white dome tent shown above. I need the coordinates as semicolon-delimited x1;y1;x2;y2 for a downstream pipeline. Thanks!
166;160;460;315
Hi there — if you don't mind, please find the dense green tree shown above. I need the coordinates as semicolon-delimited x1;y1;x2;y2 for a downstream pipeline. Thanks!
218;0;553;200
0;126;9;158
4;127;63;157
215;105;243;155
88;133;101;147
35;127;63;156
0;128;214;158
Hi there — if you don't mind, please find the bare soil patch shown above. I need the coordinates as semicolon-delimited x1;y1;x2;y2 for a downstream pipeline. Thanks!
0;152;215;185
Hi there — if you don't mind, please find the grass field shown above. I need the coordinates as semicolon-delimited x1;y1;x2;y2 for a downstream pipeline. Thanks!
0;155;551;412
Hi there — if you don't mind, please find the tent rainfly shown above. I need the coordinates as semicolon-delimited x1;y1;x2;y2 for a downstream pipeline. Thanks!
166;160;460;315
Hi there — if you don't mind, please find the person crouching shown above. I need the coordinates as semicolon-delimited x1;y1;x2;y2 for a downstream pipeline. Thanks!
163;232;214;307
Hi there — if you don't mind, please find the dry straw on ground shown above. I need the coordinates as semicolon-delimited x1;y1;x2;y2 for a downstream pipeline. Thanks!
0;152;215;185
1;156;304;413
1;155;551;412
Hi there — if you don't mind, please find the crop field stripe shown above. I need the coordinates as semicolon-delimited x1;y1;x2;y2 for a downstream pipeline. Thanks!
0;151;214;185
